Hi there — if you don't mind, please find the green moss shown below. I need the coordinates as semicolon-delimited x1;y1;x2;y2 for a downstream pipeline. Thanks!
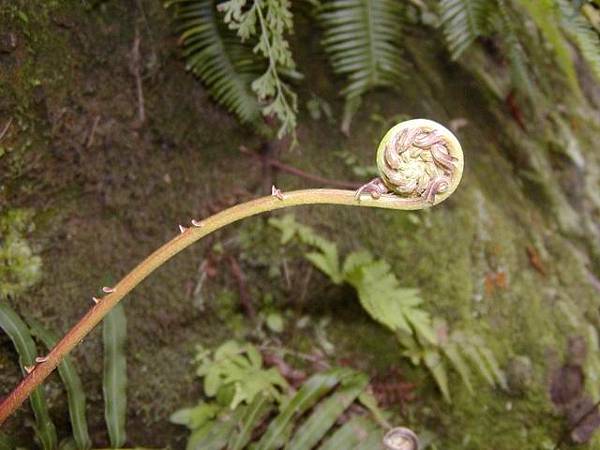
0;209;41;299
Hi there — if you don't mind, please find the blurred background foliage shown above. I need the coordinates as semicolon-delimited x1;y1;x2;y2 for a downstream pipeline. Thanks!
1;0;600;449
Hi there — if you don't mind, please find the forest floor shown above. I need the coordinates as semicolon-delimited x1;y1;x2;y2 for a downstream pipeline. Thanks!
2;1;600;449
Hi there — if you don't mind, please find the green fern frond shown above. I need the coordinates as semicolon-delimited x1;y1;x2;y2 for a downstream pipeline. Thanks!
557;0;600;80
343;255;438;345
174;347;385;450
219;0;299;139
496;0;537;97
167;0;263;125
449;330;507;389
318;0;407;101
439;0;495;59
269;215;506;402
515;0;582;95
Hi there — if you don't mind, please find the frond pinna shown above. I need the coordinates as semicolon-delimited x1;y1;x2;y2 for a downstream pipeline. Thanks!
439;0;496;59
166;0;263;127
318;0;408;130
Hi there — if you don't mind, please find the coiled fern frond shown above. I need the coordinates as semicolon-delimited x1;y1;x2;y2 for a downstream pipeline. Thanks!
318;0;407;103
167;0;263;126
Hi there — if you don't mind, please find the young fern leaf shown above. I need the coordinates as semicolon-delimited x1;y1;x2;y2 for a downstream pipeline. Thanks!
28;319;91;450
440;0;495;59
103;303;127;448
219;0;299;139
342;254;437;346
557;0;600;80
423;349;450;402
318;0;406;127
0;303;57;450
166;0;263;126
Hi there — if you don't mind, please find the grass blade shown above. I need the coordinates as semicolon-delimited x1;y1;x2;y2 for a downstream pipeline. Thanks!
352;427;386;449
58;438;78;450
256;368;350;449
228;394;272;450
287;371;369;450
103;303;127;448
0;302;57;450
28;318;91;450
190;407;245;450
317;415;378;450
0;432;16;450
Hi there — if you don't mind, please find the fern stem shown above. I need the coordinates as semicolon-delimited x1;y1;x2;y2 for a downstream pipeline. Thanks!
0;120;464;423
0;189;435;423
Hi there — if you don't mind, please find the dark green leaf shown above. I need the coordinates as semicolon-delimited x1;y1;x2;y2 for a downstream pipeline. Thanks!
256;368;350;449
440;0;495;58
188;407;244;450
228;394;273;450
0;432;16;450
319;0;407;103
167;0;262;125
317;415;379;450
0;302;57;450
103;303;127;448
287;371;369;450
58;438;78;450
28;319;91;450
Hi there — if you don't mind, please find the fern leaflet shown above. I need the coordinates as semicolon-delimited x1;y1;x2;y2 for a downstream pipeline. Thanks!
440;0;495;59
318;0;407;101
557;0;600;80
167;0;263;125
269;214;505;402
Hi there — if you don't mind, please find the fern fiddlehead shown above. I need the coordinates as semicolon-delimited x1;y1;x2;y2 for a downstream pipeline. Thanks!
356;119;464;204
0;119;464;424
